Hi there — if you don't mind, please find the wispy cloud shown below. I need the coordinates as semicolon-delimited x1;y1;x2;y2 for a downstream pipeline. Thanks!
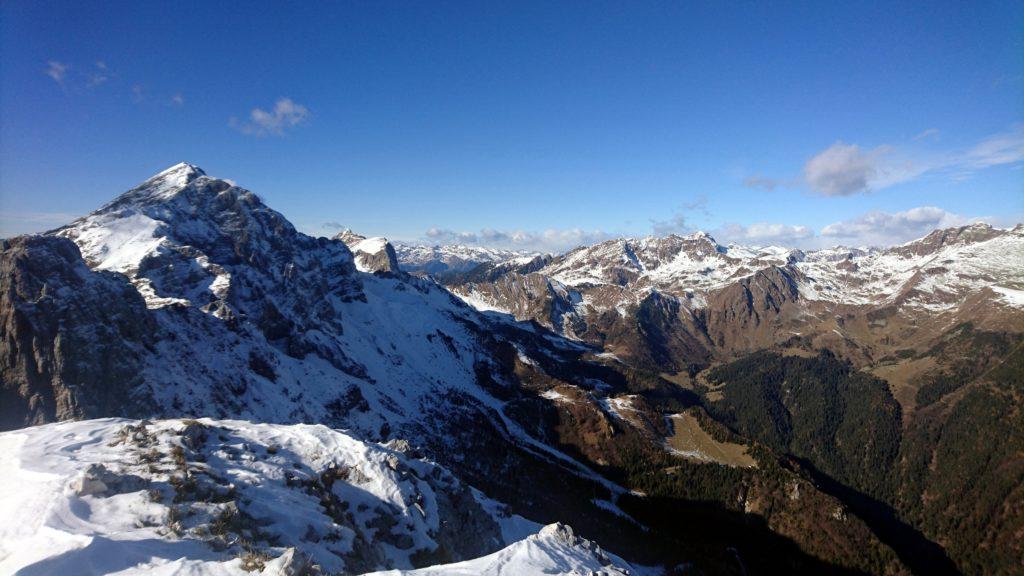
422;226;614;253
87;61;110;87
43;59;188;107
747;124;1024;197
962;125;1024;168
45;61;69;83
231;97;309;137
742;175;790;192
649;196;710;235
650;213;690;236
992;73;1023;89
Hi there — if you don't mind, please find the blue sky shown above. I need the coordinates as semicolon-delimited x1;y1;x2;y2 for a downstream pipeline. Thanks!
1;1;1022;251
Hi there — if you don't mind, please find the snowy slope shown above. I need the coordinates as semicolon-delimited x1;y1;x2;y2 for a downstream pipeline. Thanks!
365;524;638;576
796;223;1024;309
0;418;539;576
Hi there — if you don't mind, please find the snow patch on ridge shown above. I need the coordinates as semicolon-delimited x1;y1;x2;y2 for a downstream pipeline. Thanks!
71;212;164;273
993;285;1024;307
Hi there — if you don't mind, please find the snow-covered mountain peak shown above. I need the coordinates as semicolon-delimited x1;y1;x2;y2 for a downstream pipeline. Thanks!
888;221;1004;259
155;161;206;181
542;232;740;289
49;166;366;381
103;162;210;207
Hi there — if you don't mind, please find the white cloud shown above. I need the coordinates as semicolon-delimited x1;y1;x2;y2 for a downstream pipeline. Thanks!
232;97;309;137
802;142;875;196
913;128;940;141
714;222;815;246
819;207;971;247
423;226;614;253
170;93;185;106
802;142;922;196
45;61;69;83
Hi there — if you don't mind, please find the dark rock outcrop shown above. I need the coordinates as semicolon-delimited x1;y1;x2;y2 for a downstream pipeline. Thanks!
0;235;153;430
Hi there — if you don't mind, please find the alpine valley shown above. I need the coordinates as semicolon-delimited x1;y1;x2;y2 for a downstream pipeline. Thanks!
2;163;1023;575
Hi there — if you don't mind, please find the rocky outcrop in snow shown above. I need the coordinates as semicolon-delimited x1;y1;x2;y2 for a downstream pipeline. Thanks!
336;230;402;274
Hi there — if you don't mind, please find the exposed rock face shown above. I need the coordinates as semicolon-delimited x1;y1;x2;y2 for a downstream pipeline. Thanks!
335;230;401;274
0;235;152;430
456;271;581;327
702;265;802;353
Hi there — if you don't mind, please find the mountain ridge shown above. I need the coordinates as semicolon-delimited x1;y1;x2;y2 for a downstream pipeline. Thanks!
2;162;1020;574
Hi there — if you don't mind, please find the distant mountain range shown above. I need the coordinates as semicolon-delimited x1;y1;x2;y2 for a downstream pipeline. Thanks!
2;163;1022;575
393;242;540;278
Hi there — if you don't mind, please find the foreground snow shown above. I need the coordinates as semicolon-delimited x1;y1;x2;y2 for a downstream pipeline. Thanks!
0;418;575;576
365;524;637;576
